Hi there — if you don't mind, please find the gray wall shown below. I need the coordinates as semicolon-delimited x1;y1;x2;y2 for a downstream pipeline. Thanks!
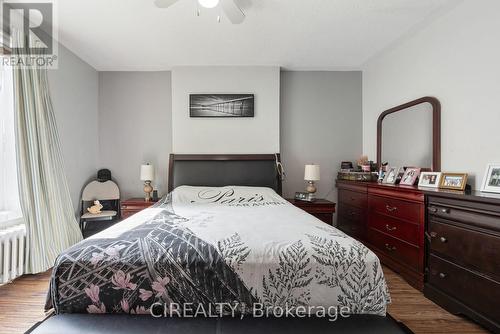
95;70;361;207
362;0;500;189
98;72;172;199
280;71;363;223
171;66;280;154
48;44;99;211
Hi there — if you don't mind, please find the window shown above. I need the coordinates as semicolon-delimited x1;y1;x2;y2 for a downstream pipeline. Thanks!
0;64;22;227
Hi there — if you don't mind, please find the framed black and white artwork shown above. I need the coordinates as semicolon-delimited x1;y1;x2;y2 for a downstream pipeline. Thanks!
189;94;254;118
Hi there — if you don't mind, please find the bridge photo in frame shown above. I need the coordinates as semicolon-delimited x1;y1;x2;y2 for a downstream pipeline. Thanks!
189;94;255;117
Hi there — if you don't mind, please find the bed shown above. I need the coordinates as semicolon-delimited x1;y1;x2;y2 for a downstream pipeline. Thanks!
46;154;390;319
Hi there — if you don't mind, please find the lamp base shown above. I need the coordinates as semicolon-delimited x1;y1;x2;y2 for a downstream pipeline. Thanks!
143;181;153;202
306;181;317;194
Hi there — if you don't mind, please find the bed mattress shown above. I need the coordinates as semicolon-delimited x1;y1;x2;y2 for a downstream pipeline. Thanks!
47;186;390;318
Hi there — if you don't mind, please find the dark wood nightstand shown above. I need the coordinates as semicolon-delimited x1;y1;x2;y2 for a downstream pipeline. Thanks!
287;198;336;225
121;198;157;219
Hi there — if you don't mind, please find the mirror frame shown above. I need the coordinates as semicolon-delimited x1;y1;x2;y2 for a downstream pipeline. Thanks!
377;96;441;171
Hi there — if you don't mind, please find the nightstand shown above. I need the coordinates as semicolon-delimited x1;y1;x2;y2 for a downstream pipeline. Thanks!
287;198;336;225
121;198;157;219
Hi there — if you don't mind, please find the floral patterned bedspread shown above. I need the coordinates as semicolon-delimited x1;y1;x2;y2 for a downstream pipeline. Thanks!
47;186;390;317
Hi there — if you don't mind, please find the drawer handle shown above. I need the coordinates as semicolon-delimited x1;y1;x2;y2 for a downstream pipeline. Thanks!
122;205;128;209
349;211;356;216
384;243;396;252
425;231;432;242
385;224;397;232
386;205;398;213
438;272;447;279
428;232;447;243
429;207;450;214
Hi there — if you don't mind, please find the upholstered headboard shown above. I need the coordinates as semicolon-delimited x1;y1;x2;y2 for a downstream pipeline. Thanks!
168;154;283;195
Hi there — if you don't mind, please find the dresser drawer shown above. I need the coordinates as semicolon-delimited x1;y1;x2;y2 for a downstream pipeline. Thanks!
338;203;365;223
368;213;419;246
121;209;140;219
368;228;419;269
369;195;421;224
338;204;365;239
428;220;500;281
121;205;143;219
428;202;500;233
338;189;367;209
339;218;364;239
311;213;333;225
121;204;147;211
121;198;157;220
428;254;500;323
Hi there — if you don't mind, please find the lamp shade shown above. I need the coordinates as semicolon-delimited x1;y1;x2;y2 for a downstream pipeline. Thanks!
304;164;320;181
140;164;155;181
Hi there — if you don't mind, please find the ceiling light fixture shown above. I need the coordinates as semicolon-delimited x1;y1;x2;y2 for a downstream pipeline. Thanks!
198;0;219;9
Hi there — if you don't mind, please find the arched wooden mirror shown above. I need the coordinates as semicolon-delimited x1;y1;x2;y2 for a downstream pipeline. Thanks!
377;97;441;171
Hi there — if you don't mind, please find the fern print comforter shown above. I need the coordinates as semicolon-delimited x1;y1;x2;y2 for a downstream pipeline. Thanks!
47;186;390;316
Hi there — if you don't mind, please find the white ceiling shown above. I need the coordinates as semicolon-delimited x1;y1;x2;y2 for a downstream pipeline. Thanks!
54;0;458;71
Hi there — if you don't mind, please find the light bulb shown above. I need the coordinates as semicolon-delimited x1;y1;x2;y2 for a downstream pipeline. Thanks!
198;0;219;9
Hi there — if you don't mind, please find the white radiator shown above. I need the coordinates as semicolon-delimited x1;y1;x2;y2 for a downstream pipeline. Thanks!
0;224;26;284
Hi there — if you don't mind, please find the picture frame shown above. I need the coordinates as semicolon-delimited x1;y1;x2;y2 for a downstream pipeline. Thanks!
189;94;254;117
400;167;421;186
480;163;500;194
397;167;405;179
377;167;386;183
418;172;442;188
439;173;468;191
382;166;399;184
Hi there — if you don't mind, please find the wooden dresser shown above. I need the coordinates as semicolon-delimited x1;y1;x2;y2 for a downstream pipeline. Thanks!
424;190;500;333
337;180;425;290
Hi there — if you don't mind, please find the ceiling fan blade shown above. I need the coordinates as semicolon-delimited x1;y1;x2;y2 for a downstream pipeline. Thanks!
154;0;180;8
220;0;245;24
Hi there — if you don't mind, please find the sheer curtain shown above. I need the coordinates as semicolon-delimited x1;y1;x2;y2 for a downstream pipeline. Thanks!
12;33;82;274
0;64;22;228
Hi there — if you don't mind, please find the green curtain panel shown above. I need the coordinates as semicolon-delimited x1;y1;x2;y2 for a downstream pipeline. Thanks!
13;50;83;274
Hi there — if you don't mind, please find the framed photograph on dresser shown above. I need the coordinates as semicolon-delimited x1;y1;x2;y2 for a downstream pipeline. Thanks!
439;173;468;191
382;166;399;184
400;167;421;185
418;172;442;188
377;167;386;182
481;163;500;193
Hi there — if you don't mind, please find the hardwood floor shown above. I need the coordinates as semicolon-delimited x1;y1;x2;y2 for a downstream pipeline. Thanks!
383;266;488;334
0;267;490;334
0;271;51;334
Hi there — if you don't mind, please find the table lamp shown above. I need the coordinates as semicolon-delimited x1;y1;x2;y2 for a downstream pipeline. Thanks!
304;164;320;194
140;163;155;202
